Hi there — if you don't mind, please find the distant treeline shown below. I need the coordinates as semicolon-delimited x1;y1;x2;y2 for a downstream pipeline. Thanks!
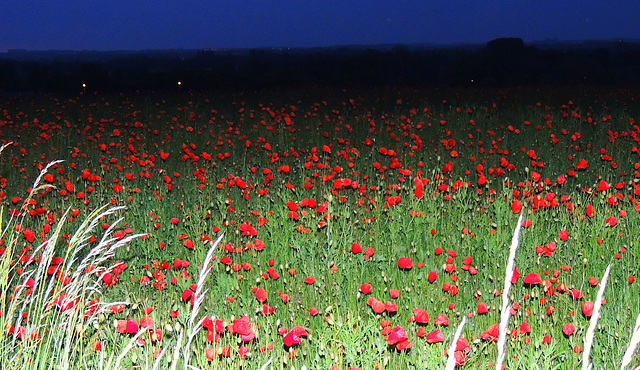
1;38;639;93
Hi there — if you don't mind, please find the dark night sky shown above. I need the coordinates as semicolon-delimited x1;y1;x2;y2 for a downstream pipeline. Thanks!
1;1;639;52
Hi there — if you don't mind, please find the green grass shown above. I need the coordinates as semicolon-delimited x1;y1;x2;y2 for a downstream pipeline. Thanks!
0;86;639;369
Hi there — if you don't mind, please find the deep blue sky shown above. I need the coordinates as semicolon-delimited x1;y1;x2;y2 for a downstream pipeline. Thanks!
1;1;638;52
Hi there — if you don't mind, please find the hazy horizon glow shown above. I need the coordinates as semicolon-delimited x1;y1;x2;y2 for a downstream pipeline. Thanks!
1;1;638;52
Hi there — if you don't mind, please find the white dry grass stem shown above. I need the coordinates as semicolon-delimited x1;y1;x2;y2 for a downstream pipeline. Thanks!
182;316;206;368
152;348;166;370
259;357;274;370
0;157;143;370
445;316;467;370
169;326;185;370
495;213;524;370
180;232;224;369
113;327;149;370
621;311;640;369
582;263;611;370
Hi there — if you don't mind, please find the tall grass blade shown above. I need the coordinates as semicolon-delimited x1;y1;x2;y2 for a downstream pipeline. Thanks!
582;263;611;370
445;316;466;370
621;311;640;369
181;232;224;369
495;213;524;370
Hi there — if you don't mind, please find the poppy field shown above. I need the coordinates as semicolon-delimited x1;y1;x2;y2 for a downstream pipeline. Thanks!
1;86;639;369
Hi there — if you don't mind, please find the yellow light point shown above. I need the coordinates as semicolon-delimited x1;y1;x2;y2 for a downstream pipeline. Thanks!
177;81;181;86
82;83;86;88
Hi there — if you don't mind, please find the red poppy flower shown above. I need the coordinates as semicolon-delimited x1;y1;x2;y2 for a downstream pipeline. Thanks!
360;283;373;294
568;289;584;299
240;223;257;236
511;199;523;214
255;288;267;302
481;324;500;341
263;304;274;316
205;348;216;361
170;218;179;224
575;159;587;170
351;243;362;254
309;307;319;316
511;266;520;284
434;314;449;326
139;316;155;329
386;326;408;345
370;298;385;314
412;308;429;324
116;320;127;333
523;273;542;285
182;289;193;303
253;239;266;251
428;271;438;283
126;318;139;334
520;321;532;334
557;174;566;185
426;329;445;343
531;171;541;182
586;204;595;218
220;346;231;357
477;302;489;314
562;323;575;336
385;301;398;313
597;180;610;192
22;229;35;243
110;305;124;314
396;338;412;350
283;326;308;347
398;257;413;269
304;276;315;285
233;315;255;342
558;230;569;241
582;301;594;317
286;200;298;211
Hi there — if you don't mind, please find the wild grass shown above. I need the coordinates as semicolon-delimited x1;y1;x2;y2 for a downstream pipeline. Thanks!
495;213;524;369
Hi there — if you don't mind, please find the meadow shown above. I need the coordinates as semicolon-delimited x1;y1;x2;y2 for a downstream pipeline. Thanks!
0;85;639;369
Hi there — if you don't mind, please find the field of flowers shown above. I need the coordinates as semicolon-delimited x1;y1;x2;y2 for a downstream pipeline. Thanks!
0;86;639;369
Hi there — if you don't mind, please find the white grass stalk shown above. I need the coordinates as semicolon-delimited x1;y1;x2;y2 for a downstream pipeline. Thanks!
445;316;467;370
1;198;140;367
169;327;185;370
113;327;149;370
621;311;640;369
582;263;611;370
182;233;224;369
182;316;206;368
152;348;166;370
259;357;274;370
188;233;225;329
495;213;524;370
0;159;63;239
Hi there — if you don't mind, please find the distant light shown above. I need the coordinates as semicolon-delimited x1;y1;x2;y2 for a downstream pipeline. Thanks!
82;83;86;88
177;81;182;86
